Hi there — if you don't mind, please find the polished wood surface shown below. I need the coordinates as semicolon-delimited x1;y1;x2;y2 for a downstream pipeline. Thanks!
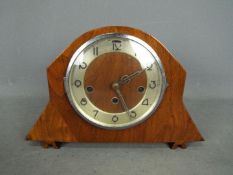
84;52;146;113
26;26;204;149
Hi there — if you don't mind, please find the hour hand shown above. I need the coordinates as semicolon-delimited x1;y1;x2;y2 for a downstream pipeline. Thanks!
118;63;154;85
118;70;143;85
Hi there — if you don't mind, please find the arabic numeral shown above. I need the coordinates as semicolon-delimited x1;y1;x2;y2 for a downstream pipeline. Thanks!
142;99;149;105
93;46;98;56
79;62;87;69
130;111;137;118
146;64;153;71
80;98;87;105
112;40;122;51
74;80;81;87
112;115;118;122
149;81;156;89
93;110;99;117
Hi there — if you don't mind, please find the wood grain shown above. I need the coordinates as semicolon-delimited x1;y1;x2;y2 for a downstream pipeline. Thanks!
26;26;204;149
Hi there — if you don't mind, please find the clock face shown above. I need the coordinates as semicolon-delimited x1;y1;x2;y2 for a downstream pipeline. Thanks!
64;33;167;129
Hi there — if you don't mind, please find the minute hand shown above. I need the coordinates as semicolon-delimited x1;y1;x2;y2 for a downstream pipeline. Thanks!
112;83;131;117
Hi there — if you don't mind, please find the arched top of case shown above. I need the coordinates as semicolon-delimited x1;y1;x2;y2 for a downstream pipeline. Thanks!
49;26;185;73
47;26;186;100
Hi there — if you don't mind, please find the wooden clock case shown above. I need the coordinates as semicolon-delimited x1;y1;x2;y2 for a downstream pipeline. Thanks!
26;26;204;149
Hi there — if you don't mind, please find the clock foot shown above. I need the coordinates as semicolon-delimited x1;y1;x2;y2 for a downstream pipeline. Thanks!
168;142;187;149
41;141;61;149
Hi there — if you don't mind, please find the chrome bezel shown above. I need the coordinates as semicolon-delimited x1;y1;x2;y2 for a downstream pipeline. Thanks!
64;33;167;130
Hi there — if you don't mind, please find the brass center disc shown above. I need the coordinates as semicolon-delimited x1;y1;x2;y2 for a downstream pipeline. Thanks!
84;52;147;113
